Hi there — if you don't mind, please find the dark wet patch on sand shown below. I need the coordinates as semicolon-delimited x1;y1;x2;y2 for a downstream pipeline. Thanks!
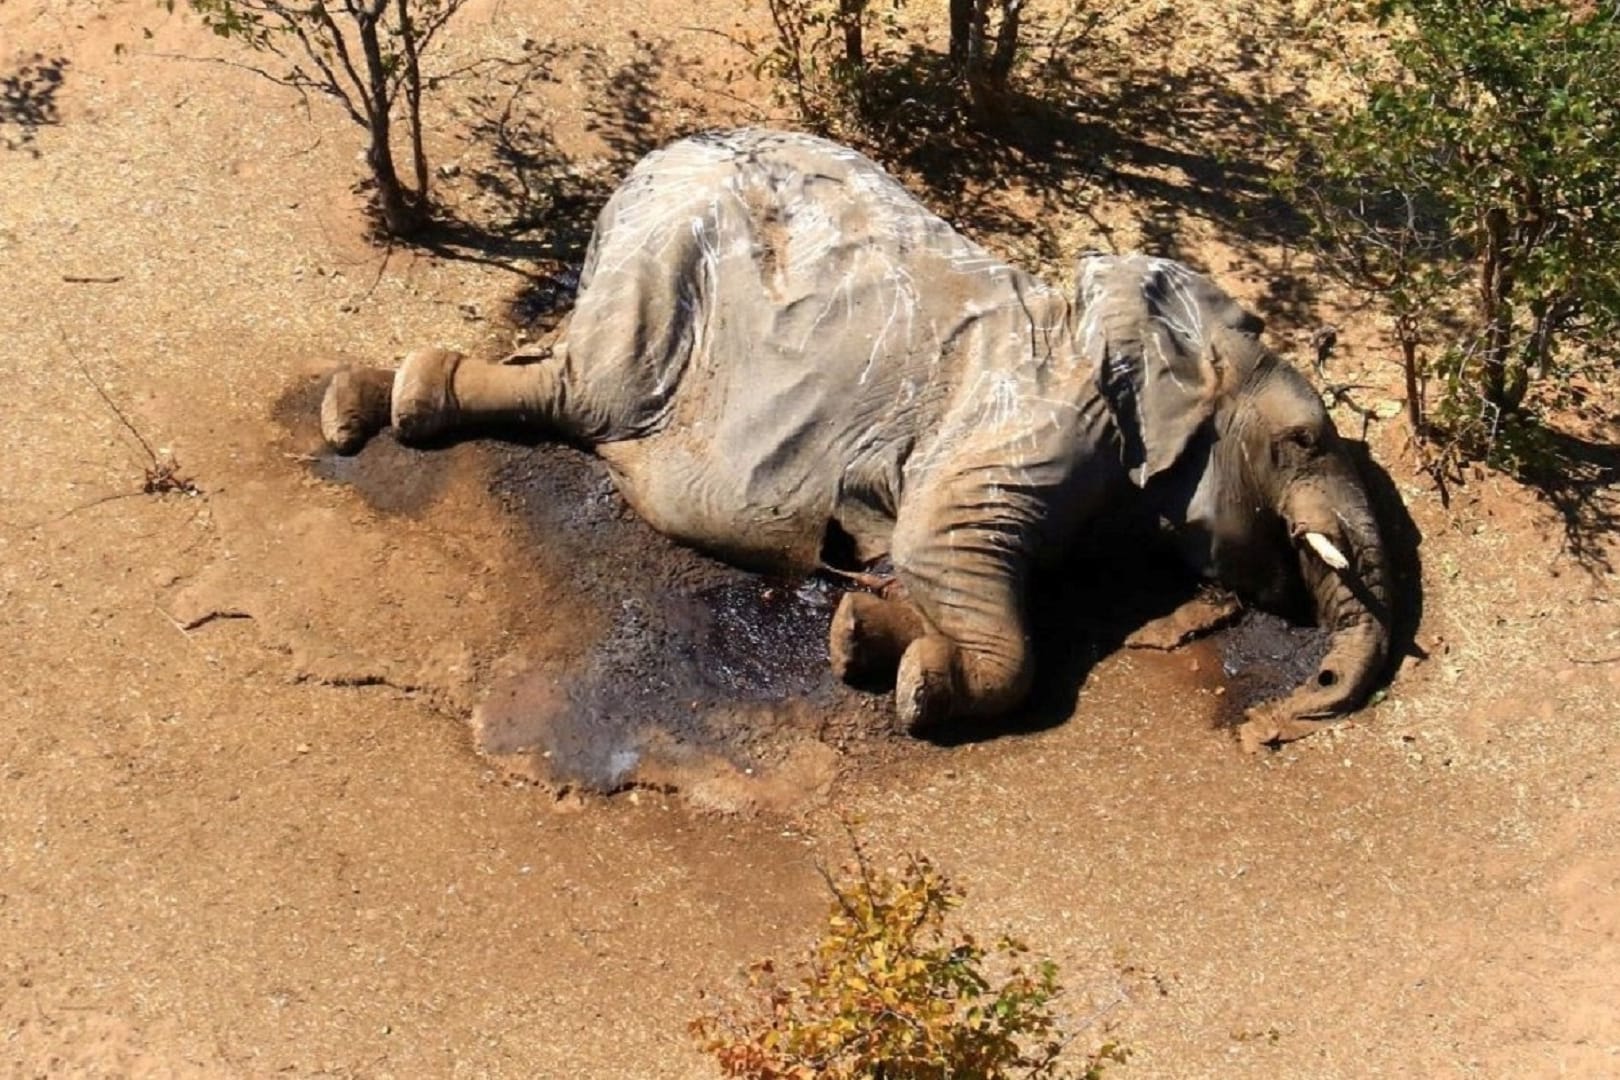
271;371;453;516
305;437;452;516
474;443;873;796
272;372;874;804
1216;611;1334;714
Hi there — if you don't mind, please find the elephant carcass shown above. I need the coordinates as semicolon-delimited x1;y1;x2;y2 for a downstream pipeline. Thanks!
320;128;1395;747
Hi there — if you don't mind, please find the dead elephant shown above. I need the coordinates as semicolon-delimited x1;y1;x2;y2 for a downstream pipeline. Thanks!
322;128;1393;748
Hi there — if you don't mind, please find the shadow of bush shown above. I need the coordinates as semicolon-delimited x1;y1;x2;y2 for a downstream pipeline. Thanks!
764;5;1327;326
420;33;699;325
1514;426;1620;576
2;53;68;156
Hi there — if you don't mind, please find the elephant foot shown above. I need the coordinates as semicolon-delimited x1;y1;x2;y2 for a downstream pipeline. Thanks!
1236;706;1339;753
828;591;926;686
894;636;957;736
320;366;395;454
391;347;463;444
828;596;870;682
1125;592;1242;651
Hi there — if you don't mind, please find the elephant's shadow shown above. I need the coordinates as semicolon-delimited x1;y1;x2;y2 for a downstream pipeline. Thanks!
1348;438;1426;673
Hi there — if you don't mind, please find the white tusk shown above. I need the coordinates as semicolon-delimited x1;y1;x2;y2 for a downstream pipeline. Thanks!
1304;532;1350;571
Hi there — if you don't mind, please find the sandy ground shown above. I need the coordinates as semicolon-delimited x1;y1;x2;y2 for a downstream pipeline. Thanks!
3;0;1619;1076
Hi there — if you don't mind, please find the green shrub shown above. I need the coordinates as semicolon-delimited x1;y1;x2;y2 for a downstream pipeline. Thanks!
1286;0;1620;467
691;843;1127;1080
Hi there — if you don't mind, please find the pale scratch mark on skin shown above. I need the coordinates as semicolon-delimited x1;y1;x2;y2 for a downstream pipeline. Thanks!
1145;258;1208;347
1076;255;1112;377
800;267;860;354
690;214;721;281
860;262;919;385
1140;258;1212;395
784;201;840;278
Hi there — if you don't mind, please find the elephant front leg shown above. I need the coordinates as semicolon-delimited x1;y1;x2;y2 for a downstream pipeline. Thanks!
886;482;1036;735
894;634;966;734
831;584;1017;736
891;628;1030;735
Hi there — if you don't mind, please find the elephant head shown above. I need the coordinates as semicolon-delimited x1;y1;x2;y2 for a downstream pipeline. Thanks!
1081;255;1392;746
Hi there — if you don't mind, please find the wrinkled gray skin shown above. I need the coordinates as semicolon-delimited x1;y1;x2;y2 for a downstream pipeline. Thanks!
322;128;1391;749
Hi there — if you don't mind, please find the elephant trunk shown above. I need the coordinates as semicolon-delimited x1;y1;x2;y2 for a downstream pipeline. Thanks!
1243;465;1391;746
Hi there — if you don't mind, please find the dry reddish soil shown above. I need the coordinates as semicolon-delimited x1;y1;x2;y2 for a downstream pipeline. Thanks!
4;1;1619;1076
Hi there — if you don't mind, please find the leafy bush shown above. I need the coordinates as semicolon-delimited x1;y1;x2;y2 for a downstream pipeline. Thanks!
1286;0;1620;466
691;842;1127;1080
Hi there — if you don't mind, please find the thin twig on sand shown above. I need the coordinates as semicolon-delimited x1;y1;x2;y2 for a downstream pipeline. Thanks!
55;330;203;519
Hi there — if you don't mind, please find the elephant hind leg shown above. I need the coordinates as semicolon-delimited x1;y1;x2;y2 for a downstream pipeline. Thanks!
319;345;589;453
394;346;593;443
320;366;395;454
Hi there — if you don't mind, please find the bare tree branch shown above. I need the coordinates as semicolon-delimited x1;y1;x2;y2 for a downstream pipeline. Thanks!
307;0;376;123
147;49;324;122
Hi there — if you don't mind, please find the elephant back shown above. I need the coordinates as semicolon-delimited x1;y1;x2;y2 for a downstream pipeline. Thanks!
566;130;1087;571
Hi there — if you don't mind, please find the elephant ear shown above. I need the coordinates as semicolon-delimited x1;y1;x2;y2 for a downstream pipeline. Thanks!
1079;255;1228;487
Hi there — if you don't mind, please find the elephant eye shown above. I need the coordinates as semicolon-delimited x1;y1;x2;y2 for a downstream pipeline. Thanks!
1270;427;1319;468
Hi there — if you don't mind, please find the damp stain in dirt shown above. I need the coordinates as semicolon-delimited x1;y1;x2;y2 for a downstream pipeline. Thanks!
1209;610;1334;725
274;372;1343;786
475;577;848;790
272;371;867;796
474;442;866;792
306;437;453;516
